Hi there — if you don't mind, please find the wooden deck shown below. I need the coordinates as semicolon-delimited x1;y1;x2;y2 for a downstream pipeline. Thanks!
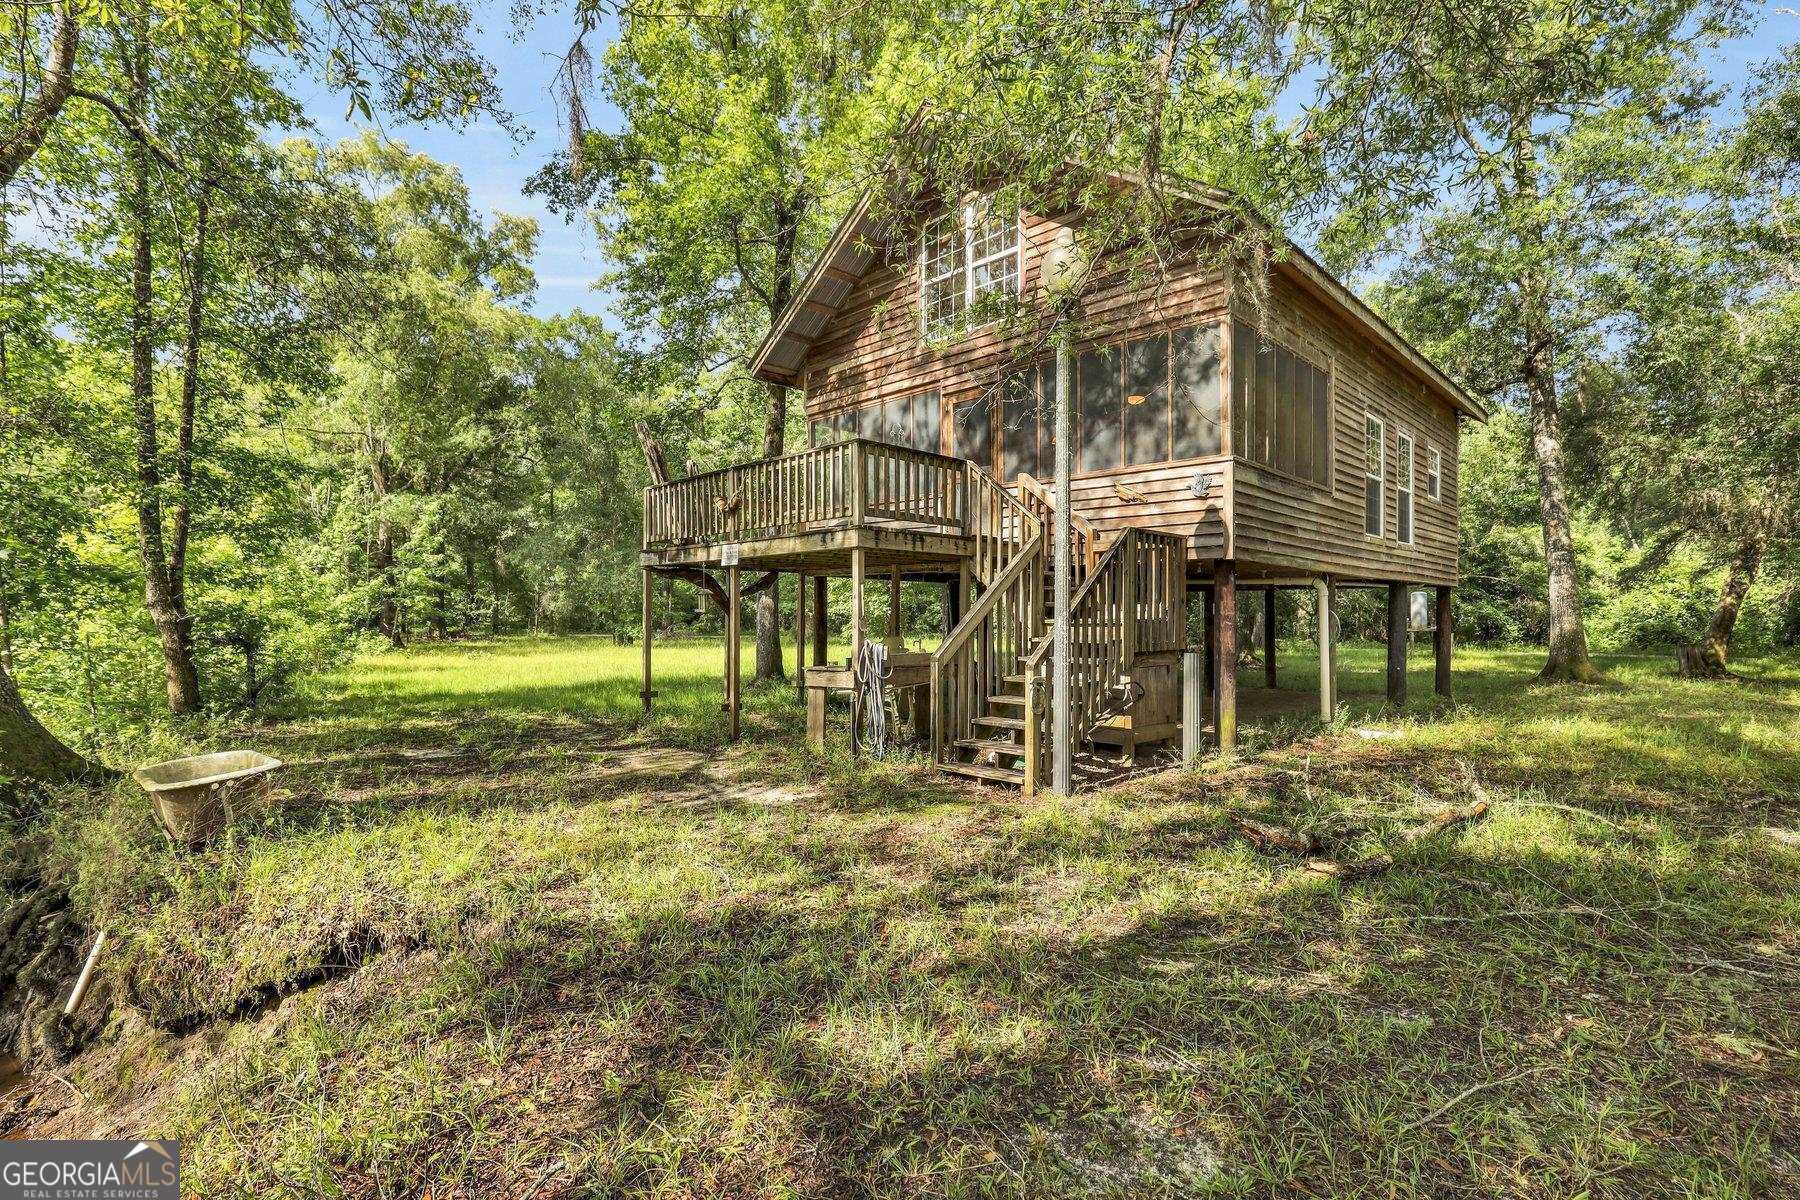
640;439;992;576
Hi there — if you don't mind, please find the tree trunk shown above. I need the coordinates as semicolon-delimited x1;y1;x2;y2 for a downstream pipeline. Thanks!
127;47;202;715
1519;290;1600;683
1684;535;1762;677
0;2;79;189
754;584;785;682
370;447;402;647
0;663;97;792
170;182;208;612
0;571;13;675
750;378;789;681
751;192;797;683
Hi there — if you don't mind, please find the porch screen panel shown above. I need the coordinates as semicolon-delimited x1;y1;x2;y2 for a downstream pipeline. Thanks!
1171;324;1222;459
1253;335;1276;465
1000;370;1037;480
1232;321;1331;486
1232;322;1256;460
1079;345;1122;472
955;389;994;471
1123;334;1170;466
909;391;942;453
1276;352;1297;474
855;403;884;441
1037;361;1059;477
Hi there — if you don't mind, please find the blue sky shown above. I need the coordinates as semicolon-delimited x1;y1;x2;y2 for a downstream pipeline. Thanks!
291;4;621;317
293;3;1798;321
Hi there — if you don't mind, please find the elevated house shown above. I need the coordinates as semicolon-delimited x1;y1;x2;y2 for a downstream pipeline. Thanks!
639;169;1485;791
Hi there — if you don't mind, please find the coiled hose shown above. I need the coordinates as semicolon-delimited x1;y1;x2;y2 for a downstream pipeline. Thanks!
853;639;894;757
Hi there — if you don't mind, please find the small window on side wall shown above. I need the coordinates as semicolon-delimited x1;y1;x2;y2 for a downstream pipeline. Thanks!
1364;412;1384;537
1395;431;1415;545
1427;446;1442;500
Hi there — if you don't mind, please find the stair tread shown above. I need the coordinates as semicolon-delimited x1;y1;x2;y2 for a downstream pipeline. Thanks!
955;737;1028;755
987;693;1025;706
938;761;1026;784
973;715;1027;730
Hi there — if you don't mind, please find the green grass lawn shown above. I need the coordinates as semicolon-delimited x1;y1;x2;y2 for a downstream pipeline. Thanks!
9;636;1798;1198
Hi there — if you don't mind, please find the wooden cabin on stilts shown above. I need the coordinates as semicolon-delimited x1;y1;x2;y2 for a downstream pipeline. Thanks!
639;167;1486;792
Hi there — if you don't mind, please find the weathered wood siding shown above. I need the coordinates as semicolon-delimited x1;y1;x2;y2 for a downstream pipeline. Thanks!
802;209;1232;556
797;208;1459;583
1229;273;1461;585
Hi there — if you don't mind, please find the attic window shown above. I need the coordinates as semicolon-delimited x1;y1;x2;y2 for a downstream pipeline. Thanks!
921;197;1019;335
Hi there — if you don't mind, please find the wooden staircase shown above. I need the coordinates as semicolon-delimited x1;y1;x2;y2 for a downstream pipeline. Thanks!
930;470;1187;791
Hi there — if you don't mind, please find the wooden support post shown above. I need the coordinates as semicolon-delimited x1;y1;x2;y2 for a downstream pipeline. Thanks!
1202;584;1217;703
640;569;653;712
1022;675;1041;796
850;548;866;753
1263;587;1277;688
794;573;807;698
888;569;902;647
727;564;741;741
1316;577;1337;723
812;574;828;667
1213;561;1237;752
1182;649;1204;764
1435;585;1454;700
806;683;826;751
1386;581;1408;707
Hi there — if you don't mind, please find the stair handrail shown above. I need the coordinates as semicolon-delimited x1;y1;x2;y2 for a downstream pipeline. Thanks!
1018;526;1188;785
929;525;1046;761
963;463;1037;586
1015;473;1102;578
1019;529;1140;786
931;462;1044;766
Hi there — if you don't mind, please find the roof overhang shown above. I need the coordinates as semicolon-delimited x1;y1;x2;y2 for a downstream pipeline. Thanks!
749;191;883;384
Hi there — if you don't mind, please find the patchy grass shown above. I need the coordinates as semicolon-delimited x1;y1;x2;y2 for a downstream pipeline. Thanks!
8;636;1798;1199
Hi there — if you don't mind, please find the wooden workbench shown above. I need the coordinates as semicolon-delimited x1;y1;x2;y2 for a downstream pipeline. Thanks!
805;650;933;752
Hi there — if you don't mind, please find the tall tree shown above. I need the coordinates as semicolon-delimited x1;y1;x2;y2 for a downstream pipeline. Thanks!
0;0;499;776
538;0;895;679
1;0;500;189
1300;0;1747;681
1600;42;1800;674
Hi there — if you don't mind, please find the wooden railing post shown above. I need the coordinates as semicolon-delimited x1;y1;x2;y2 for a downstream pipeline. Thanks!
850;440;867;525
1022;672;1041;796
1123;532;1137;665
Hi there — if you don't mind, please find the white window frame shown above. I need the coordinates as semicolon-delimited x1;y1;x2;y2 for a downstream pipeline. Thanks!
1395;430;1415;545
920;195;1020;336
1426;445;1442;501
920;211;965;335
1363;411;1385;538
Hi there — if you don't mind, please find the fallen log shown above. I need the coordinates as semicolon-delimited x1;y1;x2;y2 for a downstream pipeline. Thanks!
1233;816;1320;855
1306;854;1393;882
1305;799;1489;882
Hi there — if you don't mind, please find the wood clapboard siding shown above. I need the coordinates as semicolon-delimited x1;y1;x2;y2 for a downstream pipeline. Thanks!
793;203;1463;585
1064;458;1228;558
1230;273;1461;585
803;210;1229;451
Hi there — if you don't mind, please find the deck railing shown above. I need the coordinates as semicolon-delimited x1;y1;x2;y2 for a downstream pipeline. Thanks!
642;439;969;549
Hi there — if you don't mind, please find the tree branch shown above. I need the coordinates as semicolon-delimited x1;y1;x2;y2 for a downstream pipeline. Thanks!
68;85;181;171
